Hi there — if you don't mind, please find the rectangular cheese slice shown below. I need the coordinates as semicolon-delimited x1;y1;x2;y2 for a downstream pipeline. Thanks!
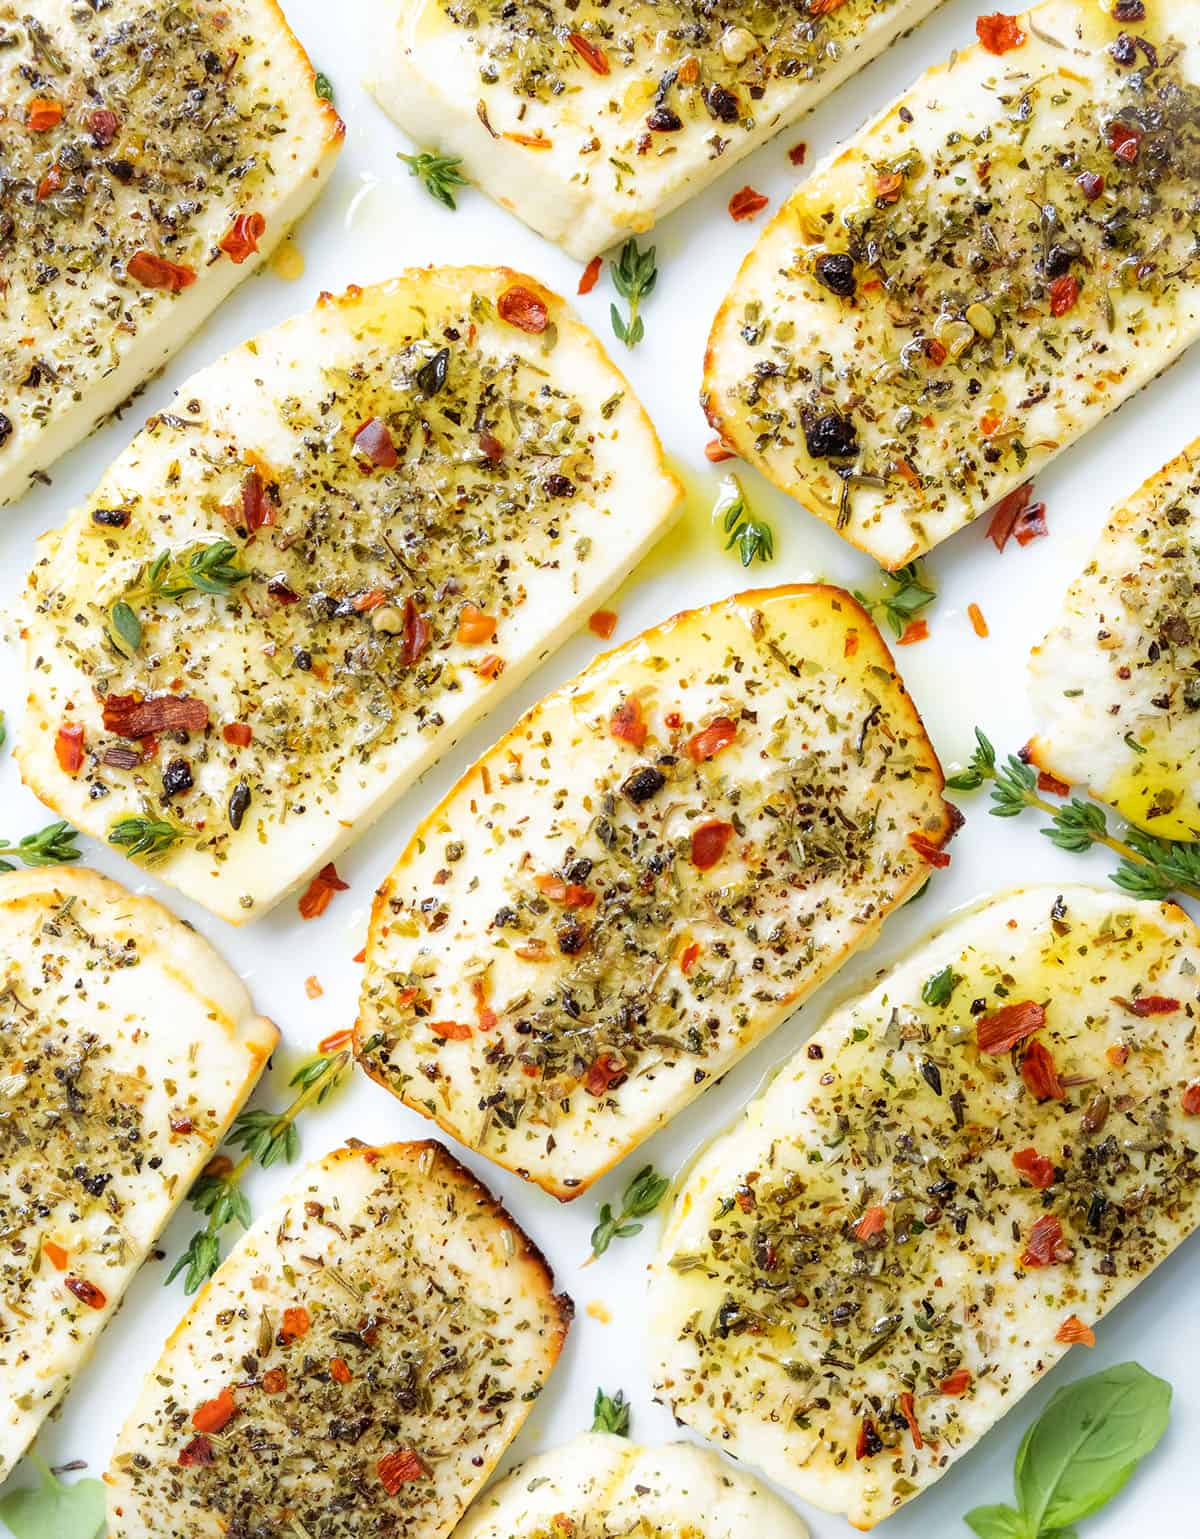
704;0;1200;567
106;1141;573;1539
649;885;1200;1528
0;867;276;1482
356;583;955;1199
17;268;682;922
1029;438;1200;841
367;0;944;261
0;0;342;505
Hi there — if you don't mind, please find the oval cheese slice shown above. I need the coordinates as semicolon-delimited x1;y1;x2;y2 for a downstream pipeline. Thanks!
1029;438;1200;840
0;866;276;1483
0;0;342;506
106;1140;572;1539
454;1432;809;1539
368;0;944;260
356;584;955;1199
17;269;682;922
703;0;1200;568
649;884;1200;1529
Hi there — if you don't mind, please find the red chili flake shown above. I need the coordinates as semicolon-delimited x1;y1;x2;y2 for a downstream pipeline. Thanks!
679;941;701;975
330;1357;353;1384
705;438;736;462
127;249;197;292
967;602;989;638
1107;121;1142;163
907;831;950;868
64;1274;107;1308
610;696;648;749
239;468;273;534
281;1305;310;1342
219;210;266;264
690;820;734;871
267;577;299;605
43;1240;69;1270
578;255;603;295
351;589;387;613
378;1449;427;1493
1183;1082;1200;1115
497;285;549;334
178;1436;214;1468
318;1028;354;1053
479;431;505;463
1022;1213;1073;1268
924;337;948;366
975;12;1026;52
985;482;1037;551
729;185;769;221
1012;1146;1056;1189
1048;273;1079;317
1056;1315;1096;1347
1013;500;1049;546
856;1417;883;1460
589;609;618;639
222;721;253;747
899;1391;923;1449
1021;1039;1065;1102
897;619;929;646
1113;994;1181;1017
192;1387;236;1433
476;653;504;680
298;862;348;920
170;1116;194;1135
429;1020;473;1040
27;97;63;131
36;162;65;200
352;416;398;469
88;108;119;147
1037;769;1070;796
584;1053;626;1097
1077;170;1105;201
853;1205;887;1240
102;692;209;739
261;1368;288;1394
788;142;807;166
939;1368;973;1395
873;171;904;205
976;1000;1046;1054
54;723;85;773
457;603;497;645
398;598;431;668
686;717;737;762
568;31;609;74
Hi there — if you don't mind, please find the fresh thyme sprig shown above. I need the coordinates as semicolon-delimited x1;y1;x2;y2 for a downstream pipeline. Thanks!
166;1047;356;1293
107;813;193;863
399;149;468;210
0;821;81;871
853;561;936;639
591;1387;631;1436
108;540;248;655
314;70;334;102
609;239;657;348
714;474;774;566
947;727;1200;905
584;1163;670;1265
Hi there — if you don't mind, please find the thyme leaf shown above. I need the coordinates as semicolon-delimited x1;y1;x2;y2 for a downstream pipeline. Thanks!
0;820;81;872
590;1387;631;1436
609;239;657;348
715;474;774;566
853;561;936;639
314;70;334;101
585;1163;670;1264
107;813;192;862
108;540;248;655
921;964;962;1008
398;150;468;211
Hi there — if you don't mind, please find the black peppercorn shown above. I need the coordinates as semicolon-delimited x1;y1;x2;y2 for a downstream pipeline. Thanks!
704;85;740;124
557;918;587;955
544;473;576;498
161;758;193;798
647;106;682;132
91;506;131;527
813;252;857;298
803;410;858;460
621;765;666;804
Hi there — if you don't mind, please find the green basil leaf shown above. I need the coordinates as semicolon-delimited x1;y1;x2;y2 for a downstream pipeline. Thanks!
963;1504;1031;1539
0;1456;105;1539
1015;1362;1170;1531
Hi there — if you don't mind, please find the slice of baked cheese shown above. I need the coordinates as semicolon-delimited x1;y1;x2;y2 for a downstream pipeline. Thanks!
1029;439;1200;841
454;1432;809;1539
0;0;342;506
356;584;955;1200
703;0;1200;568
17;268;682;922
367;0;944;261
106;1140;573;1539
649;884;1200;1529
0;866;276;1483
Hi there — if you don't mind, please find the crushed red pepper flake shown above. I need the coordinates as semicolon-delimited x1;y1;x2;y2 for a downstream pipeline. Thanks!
298;863;348;920
976;999;1046;1054
1022;1213;1074;1268
1012;1145;1056;1189
497;285;548;334
729;185;769;221
578;255;603;295
690;820;734;871
975;12;1026;53
1021;1038;1065;1102
127;249;196;292
219;210;266;264
1056;1315;1096;1347
102;692;209;739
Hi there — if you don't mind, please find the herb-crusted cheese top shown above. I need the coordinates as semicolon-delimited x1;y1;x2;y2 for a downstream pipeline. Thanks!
649;885;1200;1529
0;0;340;502
1029;439;1200;841
18;270;681;922
704;0;1200;568
106;1141;572;1539
453;1433;809;1539
356;585;953;1199
369;0;944;259
0;867;275;1482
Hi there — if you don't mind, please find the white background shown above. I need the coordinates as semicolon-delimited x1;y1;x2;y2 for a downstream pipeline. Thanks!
2;0;1198;1534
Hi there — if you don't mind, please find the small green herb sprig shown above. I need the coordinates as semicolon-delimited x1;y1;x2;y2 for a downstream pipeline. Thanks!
609;239;657;348
714;474;774;567
399;150;468;210
948;728;1200;905
921;964;961;1008
966;1362;1170;1538
108;540;248;655
590;1387;631;1437
0;821;80;872
0;1451;105;1539
314;70;334;101
854;561;936;639
585;1164;670;1265
167;1044;360;1293
107;813;193;863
